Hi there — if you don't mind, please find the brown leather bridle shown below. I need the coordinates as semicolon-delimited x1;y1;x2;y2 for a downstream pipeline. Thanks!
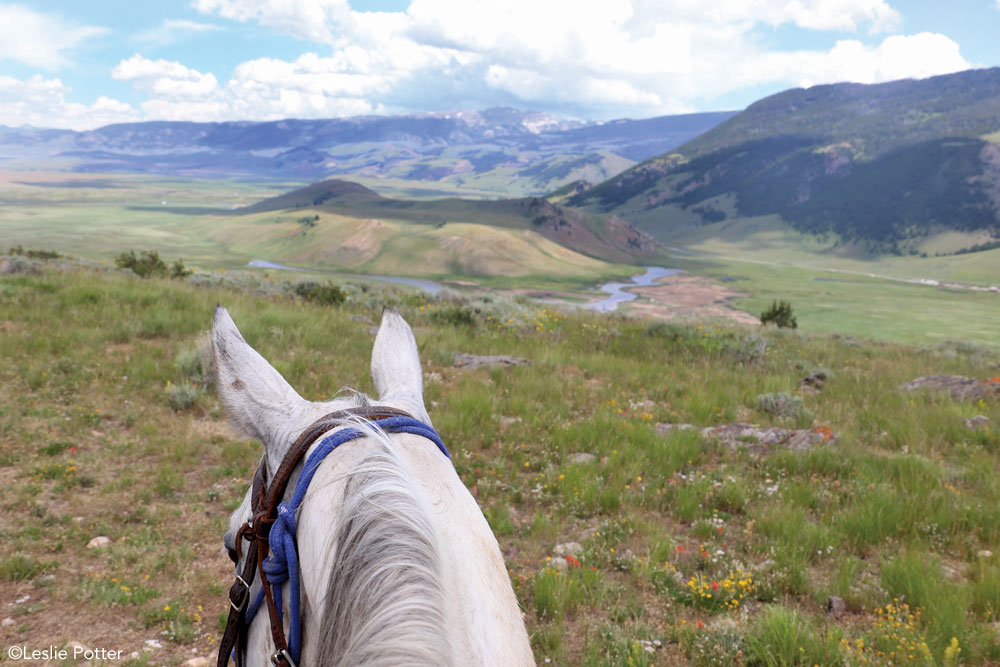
217;406;414;667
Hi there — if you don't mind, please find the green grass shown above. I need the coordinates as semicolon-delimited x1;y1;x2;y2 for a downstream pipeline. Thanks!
2;258;1000;664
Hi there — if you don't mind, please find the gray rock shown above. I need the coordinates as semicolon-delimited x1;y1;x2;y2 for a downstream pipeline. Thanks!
827;596;847;618
183;658;211;667
568;452;596;464
454;353;529;370
901;375;1000;402
966;415;991;430
657;422;835;454
0;256;42;276
978;550;993;559
87;536;112;549
548;557;568;571
1;617;14;627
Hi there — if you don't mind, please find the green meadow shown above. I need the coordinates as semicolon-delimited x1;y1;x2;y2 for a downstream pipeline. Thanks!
2;258;999;664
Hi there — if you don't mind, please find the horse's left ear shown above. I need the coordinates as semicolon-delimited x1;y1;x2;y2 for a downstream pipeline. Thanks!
212;305;306;446
371;307;430;423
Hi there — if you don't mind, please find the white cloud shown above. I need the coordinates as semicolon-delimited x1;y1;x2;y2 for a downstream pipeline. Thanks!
0;75;138;129
0;0;948;128
177;0;963;120
112;55;220;100
132;19;222;47
0;3;107;70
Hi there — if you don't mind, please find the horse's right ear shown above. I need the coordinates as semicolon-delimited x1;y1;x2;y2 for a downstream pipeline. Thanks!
212;305;305;446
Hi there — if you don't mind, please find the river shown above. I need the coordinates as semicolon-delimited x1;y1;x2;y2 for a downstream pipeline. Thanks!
584;266;680;312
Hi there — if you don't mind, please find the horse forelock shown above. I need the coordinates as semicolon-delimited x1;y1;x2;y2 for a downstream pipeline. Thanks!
315;423;451;666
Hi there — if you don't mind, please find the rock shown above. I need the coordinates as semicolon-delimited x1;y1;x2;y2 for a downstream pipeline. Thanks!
0;256;42;276
498;416;523;427
183;658;211;667
87;536;112;549
901;375;1000;402
144;639;162;650
454;353;529;370
966;415;991;430
568;452;596;464
554;542;584;557
799;371;827;394
548;557;568;571
978;550;993;559
658;422;835;454
1;617;14;627
827;596;847;618
655;423;696;437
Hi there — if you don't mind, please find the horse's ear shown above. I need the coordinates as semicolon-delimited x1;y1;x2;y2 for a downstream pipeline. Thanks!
212;305;305;446
371;307;430;422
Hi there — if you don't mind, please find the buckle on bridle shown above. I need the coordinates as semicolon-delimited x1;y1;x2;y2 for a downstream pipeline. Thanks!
229;575;251;612
271;648;296;667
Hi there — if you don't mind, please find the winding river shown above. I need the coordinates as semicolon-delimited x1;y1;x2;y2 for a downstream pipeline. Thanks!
584;266;680;312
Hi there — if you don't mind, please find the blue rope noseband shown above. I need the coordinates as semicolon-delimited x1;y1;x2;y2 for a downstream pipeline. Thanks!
243;416;449;665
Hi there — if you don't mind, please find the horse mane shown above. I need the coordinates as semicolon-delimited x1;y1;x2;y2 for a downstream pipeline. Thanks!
317;420;451;666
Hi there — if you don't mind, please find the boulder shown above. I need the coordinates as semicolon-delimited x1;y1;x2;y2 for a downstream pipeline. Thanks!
656;422;836;454
454;354;529;370
901;375;1000;402
87;536;112;549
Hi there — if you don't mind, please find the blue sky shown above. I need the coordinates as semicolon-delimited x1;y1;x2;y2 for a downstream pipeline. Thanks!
0;0;997;129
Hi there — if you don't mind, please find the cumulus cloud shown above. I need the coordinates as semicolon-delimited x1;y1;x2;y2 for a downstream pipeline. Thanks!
1;0;957;128
0;3;108;70
0;75;138;129
173;0;967;120
112;55;220;100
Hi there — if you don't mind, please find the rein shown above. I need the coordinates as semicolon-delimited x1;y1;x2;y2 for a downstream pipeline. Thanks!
217;406;449;667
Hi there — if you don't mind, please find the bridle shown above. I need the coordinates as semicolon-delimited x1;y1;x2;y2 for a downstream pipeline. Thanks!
217;405;445;667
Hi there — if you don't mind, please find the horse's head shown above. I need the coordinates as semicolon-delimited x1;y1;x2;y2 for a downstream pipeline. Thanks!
212;304;431;564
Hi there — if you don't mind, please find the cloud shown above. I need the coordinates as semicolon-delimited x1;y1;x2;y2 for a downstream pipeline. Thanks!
2;0;953;128
176;0;965;120
112;55;220;100
0;3;108;70
0;75;138;129
132;19;222;47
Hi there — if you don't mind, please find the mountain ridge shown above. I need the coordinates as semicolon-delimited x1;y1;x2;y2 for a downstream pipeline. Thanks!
571;68;1000;253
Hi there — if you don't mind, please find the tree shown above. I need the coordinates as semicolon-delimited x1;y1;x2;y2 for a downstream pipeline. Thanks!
760;300;797;329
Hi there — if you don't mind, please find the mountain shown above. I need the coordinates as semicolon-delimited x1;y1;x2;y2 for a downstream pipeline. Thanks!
0;108;736;196
571;68;1000;253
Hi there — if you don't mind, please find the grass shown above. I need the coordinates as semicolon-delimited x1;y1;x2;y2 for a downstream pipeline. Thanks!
2;257;1000;664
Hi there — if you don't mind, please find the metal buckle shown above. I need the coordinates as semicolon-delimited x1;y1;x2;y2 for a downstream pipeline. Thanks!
270;648;296;667
229;575;250;612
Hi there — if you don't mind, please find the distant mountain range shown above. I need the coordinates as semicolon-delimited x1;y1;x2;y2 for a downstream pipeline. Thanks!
570;68;1000;253
0;108;736;196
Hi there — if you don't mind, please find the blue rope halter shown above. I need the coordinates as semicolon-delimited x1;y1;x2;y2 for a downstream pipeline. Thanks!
242;416;448;665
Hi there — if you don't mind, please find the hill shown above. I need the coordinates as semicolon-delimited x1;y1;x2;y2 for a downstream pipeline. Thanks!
219;178;662;271
571;68;1000;253
0;109;736;196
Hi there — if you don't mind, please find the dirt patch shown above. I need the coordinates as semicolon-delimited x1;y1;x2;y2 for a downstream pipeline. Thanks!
626;273;760;325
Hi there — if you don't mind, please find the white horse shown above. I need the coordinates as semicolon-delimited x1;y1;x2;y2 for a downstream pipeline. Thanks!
214;305;533;666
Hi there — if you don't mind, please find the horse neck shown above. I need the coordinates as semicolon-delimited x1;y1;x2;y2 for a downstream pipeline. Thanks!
295;430;532;666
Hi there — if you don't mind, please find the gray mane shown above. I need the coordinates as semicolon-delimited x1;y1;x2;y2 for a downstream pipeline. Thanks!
317;424;450;666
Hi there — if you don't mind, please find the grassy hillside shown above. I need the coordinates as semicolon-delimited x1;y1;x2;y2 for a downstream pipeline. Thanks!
572;68;1000;252
233;178;662;265
2;260;1000;665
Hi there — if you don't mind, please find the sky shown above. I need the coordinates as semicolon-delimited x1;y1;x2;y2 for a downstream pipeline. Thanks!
0;0;998;130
